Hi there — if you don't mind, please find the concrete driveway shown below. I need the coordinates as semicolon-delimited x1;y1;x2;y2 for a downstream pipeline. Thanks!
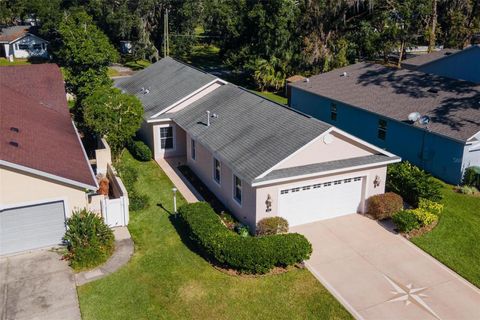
292;214;480;320
0;250;81;320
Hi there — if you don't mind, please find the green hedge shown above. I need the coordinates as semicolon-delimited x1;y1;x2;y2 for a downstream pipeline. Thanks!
127;140;152;161
387;161;442;206
178;202;312;274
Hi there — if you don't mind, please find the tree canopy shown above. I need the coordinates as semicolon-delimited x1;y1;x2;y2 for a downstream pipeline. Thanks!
82;87;144;156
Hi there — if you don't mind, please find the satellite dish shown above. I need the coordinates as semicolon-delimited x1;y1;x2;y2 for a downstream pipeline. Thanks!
419;115;430;125
408;112;421;122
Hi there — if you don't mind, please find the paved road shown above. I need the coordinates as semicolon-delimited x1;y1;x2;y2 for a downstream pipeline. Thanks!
0;250;81;320
292;214;480;320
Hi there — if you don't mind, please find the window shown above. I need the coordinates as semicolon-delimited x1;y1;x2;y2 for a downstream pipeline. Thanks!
191;139;196;160
378;119;387;140
18;44;29;50
302;186;311;191
292;187;301;193
323;182;332;187
334;180;342;185
344;178;352;183
233;175;242;204
213;158;221;184
313;184;322;189
280;189;289;194
160;127;174;149
354;177;362;182
330;103;337;121
33;44;42;50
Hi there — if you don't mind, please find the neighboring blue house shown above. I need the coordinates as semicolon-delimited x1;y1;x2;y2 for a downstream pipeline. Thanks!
288;62;480;184
402;45;480;84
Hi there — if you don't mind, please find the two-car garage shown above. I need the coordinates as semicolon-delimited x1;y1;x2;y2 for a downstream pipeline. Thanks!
0;201;67;255
278;175;365;227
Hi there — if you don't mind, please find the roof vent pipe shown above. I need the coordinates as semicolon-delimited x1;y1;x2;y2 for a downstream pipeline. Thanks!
206;110;211;127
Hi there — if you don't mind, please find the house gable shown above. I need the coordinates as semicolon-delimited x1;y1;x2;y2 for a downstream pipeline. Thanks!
274;131;378;170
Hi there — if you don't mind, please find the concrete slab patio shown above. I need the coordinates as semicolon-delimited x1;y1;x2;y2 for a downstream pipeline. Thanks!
0;250;81;320
292;214;480;320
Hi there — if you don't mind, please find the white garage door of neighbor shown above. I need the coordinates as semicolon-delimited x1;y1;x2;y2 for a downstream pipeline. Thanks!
0;201;66;255
278;176;364;226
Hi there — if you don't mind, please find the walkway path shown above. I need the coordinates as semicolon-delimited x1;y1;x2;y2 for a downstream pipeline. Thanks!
75;227;133;286
292;214;480;320
156;157;203;203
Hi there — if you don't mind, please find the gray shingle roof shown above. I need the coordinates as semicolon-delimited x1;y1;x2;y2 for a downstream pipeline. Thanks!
291;62;480;142
253;154;400;184
401;49;459;69
115;57;218;119
172;84;331;183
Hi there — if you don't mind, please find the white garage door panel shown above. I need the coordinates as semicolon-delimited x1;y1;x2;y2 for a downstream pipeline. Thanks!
279;177;363;226
0;201;66;255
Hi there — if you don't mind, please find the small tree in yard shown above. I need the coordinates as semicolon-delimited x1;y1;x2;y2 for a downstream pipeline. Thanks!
82;87;143;156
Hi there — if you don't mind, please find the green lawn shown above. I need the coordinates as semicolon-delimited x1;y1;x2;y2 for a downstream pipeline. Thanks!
77;152;352;320
124;59;151;70
252;90;288;105
0;58;31;66
107;67;120;77
412;182;480;287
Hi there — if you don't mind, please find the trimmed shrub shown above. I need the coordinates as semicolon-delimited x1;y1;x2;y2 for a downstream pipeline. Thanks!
458;185;479;195
418;198;444;215
463;167;480;189
410;208;438;226
178;202;312;274
387;161;443;206
256;217;289;236
392;210;420;233
63;209;114;270
128;140;152;161
366;192;403;220
115;161;138;190
235;223;250;237
129;190;150;211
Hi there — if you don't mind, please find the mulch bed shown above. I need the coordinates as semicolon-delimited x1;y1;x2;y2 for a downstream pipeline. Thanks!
212;263;306;278
403;220;439;239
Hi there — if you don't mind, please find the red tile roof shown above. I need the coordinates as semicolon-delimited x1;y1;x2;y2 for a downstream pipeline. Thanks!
0;64;97;189
0;26;30;42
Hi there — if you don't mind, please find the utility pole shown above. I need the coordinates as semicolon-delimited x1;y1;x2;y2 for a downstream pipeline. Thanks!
163;9;169;57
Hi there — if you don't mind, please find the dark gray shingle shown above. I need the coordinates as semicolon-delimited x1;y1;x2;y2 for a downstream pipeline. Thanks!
291;62;480;142
401;49;459;69
173;84;331;183
115;57;217;119
253;155;400;184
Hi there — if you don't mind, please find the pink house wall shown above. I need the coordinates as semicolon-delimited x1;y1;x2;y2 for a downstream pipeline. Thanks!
255;166;387;224
275;132;375;170
139;120;187;159
185;134;258;230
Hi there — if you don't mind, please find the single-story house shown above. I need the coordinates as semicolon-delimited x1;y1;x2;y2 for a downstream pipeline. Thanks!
288;62;480;184
402;45;480;84
0;64;97;255
117;58;400;231
0;25;49;61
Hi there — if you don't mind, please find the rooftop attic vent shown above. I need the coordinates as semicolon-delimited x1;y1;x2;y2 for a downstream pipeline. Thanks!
9;141;19;147
10;127;19;133
342;72;348;77
206;110;211;126
304;78;310;83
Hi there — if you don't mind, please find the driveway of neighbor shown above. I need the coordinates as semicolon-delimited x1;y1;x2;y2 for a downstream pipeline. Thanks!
291;214;480;320
0;250;81;320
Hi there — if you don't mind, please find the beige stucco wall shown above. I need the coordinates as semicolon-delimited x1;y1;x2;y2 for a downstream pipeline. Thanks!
186;134;257;230
139;120;187;159
275;132;375;170
255;166;387;224
0;166;89;218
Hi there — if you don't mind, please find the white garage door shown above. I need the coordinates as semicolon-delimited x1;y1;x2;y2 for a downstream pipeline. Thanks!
278;176;364;226
0;201;66;255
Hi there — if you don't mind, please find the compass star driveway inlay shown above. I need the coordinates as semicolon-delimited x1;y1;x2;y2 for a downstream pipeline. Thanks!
291;214;480;320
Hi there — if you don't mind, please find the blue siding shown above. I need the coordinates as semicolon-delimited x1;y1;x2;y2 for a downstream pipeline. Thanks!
290;88;465;184
418;46;480;84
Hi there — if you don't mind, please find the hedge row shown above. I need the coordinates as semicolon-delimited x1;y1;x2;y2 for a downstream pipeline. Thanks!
178;202;312;274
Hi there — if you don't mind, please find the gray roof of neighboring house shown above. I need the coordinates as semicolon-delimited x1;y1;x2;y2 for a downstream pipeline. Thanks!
291;62;480;142
253;154;400;184
401;49;460;69
172;84;332;184
115;57;218;119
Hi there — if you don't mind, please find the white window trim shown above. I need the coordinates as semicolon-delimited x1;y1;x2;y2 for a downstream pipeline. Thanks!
158;124;176;151
232;174;242;207
191;138;196;160
213;157;221;186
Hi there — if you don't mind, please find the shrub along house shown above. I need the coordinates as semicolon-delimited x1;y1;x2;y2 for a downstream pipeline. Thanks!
288;62;480;184
117;58;400;231
0;64;97;255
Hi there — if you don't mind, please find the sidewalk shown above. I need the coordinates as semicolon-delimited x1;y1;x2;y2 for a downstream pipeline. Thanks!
75;227;134;286
156;157;203;203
